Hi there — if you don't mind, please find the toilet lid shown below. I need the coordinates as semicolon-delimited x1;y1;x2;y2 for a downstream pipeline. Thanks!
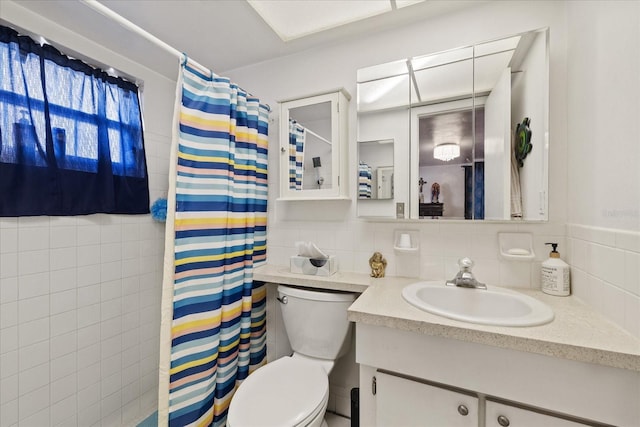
228;356;329;427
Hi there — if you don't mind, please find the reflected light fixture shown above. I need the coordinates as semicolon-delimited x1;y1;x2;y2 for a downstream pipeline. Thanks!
433;142;460;162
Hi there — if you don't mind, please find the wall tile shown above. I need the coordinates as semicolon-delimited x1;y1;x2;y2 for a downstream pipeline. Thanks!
50;331;76;359
50;394;76;427
624;296;640;338
77;401;101;427
20;405;50;427
18;227;49;252
50;226;77;249
50;372;77;404
624;251;640;296
19;363;49;396
76;381;100;409
0;277;18;304
499;261;531;288
18;318;49;348
18;250;50;276
51;247;77;271
77;344;100;371
18;341;49;372
0;326;18;354
49;268;76;294
18;272;50;300
77;324;100;350
0;398;18;426
77;226;100;246
0;228;18;254
0;253;18;278
1;302;18;329
50;289;77;316
589;243;625;287
0;350;18;379
18;295;49;323
77;245;100;267
51;311;77;338
1;374;19;405
76;265;101;288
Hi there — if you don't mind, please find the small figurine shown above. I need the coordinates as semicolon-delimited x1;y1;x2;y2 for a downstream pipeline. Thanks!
418;177;426;204
431;182;440;203
369;251;387;278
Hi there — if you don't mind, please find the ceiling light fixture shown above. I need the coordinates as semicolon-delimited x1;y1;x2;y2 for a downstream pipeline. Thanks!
433;142;460;162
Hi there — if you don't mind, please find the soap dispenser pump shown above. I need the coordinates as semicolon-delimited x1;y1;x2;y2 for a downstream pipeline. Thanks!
541;243;570;296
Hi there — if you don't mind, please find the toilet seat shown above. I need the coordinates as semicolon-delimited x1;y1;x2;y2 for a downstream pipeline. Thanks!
228;356;329;427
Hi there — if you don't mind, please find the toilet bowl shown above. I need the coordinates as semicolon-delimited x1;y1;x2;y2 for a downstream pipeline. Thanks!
228;285;356;427
227;356;328;427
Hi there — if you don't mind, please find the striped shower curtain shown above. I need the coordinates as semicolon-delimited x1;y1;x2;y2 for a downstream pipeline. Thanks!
158;58;268;427
358;161;372;198
288;119;305;189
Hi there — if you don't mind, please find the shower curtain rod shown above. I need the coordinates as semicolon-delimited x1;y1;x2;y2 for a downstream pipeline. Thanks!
81;0;194;65
305;128;332;145
80;0;268;109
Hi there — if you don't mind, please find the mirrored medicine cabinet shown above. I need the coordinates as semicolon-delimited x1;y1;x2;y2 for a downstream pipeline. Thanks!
357;28;549;221
278;89;350;200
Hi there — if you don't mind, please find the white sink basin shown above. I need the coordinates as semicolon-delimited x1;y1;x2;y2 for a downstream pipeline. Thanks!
402;281;554;327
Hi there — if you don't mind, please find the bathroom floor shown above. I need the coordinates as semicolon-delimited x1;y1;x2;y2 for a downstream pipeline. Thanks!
137;411;351;426
326;412;351;427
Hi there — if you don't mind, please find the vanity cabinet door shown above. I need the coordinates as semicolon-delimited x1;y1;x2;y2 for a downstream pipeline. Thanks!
486;401;590;427
376;372;478;427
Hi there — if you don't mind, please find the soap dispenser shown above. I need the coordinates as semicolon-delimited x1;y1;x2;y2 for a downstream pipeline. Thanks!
541;243;570;296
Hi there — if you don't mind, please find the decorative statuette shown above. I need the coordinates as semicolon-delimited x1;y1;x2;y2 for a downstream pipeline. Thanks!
369;251;387;278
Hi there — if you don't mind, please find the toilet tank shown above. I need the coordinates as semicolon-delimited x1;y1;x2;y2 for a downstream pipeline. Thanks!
278;285;357;360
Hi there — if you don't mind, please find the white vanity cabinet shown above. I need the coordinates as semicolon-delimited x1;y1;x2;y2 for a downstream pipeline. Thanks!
485;400;589;427
373;371;592;427
356;323;638;427
376;371;477;427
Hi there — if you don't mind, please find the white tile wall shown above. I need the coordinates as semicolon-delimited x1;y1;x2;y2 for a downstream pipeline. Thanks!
567;224;640;339
0;214;165;427
266;220;566;289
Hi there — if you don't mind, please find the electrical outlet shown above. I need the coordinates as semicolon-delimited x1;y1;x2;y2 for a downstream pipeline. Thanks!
396;202;405;219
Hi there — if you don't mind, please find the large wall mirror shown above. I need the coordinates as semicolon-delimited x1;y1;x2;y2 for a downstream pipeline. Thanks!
357;28;549;221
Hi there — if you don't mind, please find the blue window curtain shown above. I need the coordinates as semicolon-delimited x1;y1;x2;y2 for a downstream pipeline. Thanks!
0;25;149;216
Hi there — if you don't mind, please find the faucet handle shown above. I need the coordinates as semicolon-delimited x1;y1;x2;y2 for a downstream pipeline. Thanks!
458;257;474;271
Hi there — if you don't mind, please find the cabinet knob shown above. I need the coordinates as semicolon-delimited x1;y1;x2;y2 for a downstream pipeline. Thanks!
281;147;286;153
457;405;469;416
497;415;510;426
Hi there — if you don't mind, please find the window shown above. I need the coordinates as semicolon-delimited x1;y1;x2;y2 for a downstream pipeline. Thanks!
0;24;149;216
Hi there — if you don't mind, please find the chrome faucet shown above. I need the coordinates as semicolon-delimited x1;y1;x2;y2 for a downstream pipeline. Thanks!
446;257;486;289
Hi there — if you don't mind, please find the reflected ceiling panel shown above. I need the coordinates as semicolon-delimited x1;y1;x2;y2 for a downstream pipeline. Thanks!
412;58;473;104
411;47;473;71
474;50;515;94
358;74;410;112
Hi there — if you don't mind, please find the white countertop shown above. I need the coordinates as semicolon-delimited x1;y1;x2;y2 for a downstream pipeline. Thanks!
254;264;640;372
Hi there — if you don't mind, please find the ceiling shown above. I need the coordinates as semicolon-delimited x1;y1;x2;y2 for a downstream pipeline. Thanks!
7;0;485;80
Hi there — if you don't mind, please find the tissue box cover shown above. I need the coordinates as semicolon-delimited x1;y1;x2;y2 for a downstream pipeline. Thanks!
290;256;337;276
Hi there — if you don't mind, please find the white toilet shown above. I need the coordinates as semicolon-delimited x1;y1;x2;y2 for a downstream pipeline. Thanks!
228;285;356;427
